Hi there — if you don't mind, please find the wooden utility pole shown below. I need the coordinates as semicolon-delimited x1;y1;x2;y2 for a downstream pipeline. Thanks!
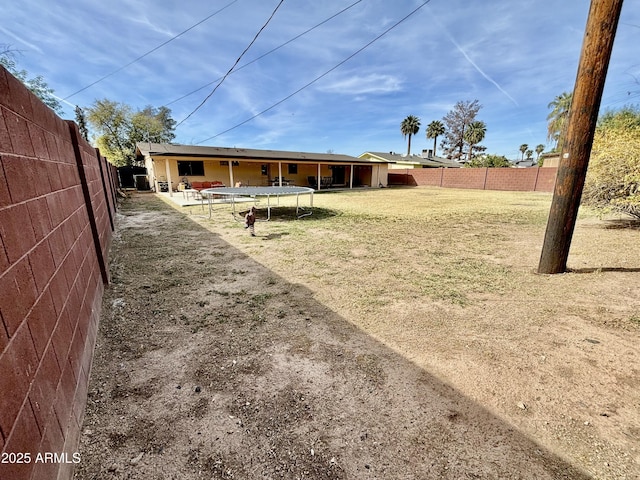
538;0;624;274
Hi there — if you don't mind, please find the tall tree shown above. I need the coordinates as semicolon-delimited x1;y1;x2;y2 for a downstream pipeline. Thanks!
425;120;445;157
138;106;176;143
519;143;528;161
131;106;177;144
86;99;176;166
1;45;63;114
400;115;421;156
535;144;545;161
441;100;481;161
463;120;486;162
75;106;89;141
466;153;511;168
87;100;132;166
546;91;573;151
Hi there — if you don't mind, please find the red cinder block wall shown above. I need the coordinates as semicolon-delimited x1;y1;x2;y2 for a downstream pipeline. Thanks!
0;66;116;480
388;167;558;192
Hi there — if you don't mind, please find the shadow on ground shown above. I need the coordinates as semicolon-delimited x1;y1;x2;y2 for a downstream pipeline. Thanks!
568;267;640;273
237;206;341;222
602;218;640;230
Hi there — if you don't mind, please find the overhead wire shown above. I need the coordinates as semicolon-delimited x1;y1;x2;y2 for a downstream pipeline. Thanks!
195;0;433;144
175;0;285;128
62;0;240;100
163;0;364;108
601;71;640;108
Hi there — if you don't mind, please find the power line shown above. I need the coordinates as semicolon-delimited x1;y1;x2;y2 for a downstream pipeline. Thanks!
196;0;432;144
163;0;364;108
62;0;240;100
175;0;285;127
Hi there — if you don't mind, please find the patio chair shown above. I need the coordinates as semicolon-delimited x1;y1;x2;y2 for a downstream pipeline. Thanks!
307;176;317;189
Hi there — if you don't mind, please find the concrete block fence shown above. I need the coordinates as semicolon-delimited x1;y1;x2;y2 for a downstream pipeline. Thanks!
0;66;117;480
388;165;558;192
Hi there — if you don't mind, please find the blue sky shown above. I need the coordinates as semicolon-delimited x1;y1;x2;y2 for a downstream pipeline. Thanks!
3;0;639;160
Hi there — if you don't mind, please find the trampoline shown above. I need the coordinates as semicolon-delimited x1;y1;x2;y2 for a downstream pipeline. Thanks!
200;186;314;220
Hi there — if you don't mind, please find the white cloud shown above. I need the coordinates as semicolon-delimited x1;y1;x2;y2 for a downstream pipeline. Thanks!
319;73;403;95
129;15;175;38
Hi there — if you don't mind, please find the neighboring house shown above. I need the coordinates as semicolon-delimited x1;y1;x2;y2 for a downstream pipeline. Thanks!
135;143;389;194
359;150;463;169
513;158;538;168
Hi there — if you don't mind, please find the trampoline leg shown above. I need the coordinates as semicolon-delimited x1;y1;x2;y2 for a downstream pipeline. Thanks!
267;195;271;221
296;192;313;218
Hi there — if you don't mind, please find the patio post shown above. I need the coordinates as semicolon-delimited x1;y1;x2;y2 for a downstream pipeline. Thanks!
165;159;172;196
228;160;234;187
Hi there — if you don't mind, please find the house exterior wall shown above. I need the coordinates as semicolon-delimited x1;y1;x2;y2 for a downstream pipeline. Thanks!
541;154;560;168
148;157;234;188
145;155;388;190
0;66;117;480
389;162;418;169
354;165;372;187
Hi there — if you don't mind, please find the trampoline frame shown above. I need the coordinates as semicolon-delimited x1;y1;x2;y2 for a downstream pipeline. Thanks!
200;186;314;220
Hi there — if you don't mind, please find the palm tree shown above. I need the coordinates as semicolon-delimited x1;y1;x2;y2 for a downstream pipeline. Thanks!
463;120;486;162
547;92;573;151
400;115;421;156
526;149;533;160
425;120;445;157
535;144;545;162
519;144;528;162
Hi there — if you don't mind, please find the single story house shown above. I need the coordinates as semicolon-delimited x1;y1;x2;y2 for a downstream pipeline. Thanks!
135;143;389;194
359;150;463;169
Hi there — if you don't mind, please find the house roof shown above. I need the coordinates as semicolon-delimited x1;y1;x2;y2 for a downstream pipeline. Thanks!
136;143;372;164
513;159;538;167
360;151;462;168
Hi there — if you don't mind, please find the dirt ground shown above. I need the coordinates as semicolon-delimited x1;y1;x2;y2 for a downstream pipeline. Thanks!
74;190;639;479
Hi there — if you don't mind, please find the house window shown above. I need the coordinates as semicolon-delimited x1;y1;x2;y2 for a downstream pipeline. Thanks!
178;161;204;176
288;164;298;174
261;164;268;176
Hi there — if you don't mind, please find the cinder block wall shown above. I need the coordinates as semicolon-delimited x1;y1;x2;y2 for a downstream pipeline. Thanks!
389;167;558;192
485;168;540;191
0;66;116;480
442;167;487;189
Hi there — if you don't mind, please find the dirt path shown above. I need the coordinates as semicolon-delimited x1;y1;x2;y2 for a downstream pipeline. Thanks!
75;193;615;479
